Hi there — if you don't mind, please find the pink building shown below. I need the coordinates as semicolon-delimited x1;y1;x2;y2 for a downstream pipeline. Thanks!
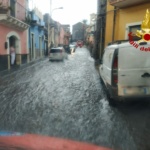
62;25;70;46
54;22;65;47
59;26;65;46
0;0;29;71
53;22;70;47
64;32;70;45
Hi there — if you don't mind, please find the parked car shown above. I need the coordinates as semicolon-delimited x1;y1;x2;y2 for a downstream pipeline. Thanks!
71;42;77;46
63;45;71;54
69;44;76;53
49;47;67;61
99;40;150;104
76;40;83;48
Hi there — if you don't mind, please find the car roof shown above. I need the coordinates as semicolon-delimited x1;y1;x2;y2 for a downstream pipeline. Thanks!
51;47;63;49
106;42;133;49
106;44;118;49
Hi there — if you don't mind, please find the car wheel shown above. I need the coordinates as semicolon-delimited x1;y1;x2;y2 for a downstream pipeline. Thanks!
100;77;117;107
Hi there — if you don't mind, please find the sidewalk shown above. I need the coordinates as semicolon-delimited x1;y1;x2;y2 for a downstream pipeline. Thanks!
0;57;48;77
85;45;100;74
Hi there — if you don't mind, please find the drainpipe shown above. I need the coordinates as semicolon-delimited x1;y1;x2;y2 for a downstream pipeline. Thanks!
28;27;31;62
112;6;117;42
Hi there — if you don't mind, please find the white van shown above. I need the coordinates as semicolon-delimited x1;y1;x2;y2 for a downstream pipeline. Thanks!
99;41;150;102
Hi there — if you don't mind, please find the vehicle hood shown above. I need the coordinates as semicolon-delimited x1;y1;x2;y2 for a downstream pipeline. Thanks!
0;132;112;150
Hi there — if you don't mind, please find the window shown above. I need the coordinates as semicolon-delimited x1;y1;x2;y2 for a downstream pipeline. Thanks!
125;22;142;39
128;25;141;40
129;25;141;33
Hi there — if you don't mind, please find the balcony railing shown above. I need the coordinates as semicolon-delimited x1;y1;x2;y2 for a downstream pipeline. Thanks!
109;0;149;8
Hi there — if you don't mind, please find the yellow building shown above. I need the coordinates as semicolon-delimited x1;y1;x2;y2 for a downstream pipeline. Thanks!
105;0;150;47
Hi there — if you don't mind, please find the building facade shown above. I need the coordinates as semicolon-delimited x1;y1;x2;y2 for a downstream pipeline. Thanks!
94;0;150;60
94;0;107;60
72;22;85;42
59;25;65;46
28;8;46;61
62;24;70;45
0;0;29;71
86;13;97;45
105;0;150;46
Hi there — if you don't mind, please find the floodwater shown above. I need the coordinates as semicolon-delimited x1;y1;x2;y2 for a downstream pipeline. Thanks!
0;47;150;150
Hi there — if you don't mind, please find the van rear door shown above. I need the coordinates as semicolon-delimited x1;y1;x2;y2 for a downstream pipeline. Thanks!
118;43;150;96
100;47;116;86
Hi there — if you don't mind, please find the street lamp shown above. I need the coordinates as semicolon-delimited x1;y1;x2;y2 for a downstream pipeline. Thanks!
50;6;63;47
48;0;63;51
51;7;63;17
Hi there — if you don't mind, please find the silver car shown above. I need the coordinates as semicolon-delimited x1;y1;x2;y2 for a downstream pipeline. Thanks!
49;47;67;61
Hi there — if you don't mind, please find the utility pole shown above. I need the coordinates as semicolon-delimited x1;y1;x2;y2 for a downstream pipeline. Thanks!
94;0;107;61
48;0;52;53
50;0;52;15
48;0;63;49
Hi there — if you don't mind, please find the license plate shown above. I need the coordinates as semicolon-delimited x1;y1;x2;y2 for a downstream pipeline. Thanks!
123;87;147;95
53;53;57;56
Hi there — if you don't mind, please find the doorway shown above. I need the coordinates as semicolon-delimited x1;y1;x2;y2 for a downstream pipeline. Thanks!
39;36;42;57
9;36;17;66
30;33;35;60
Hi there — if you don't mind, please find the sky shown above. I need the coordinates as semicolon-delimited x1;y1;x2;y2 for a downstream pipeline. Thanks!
29;0;97;27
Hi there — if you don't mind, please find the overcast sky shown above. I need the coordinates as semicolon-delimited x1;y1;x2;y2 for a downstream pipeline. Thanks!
29;0;97;26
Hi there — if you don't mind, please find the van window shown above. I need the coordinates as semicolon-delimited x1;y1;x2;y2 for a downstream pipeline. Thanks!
101;49;106;63
103;48;115;68
50;49;62;53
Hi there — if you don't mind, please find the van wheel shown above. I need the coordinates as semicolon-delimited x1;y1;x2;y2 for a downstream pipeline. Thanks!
107;93;116;107
99;77;104;86
105;86;117;107
99;77;117;107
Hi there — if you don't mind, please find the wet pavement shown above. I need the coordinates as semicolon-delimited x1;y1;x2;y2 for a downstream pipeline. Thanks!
0;47;150;150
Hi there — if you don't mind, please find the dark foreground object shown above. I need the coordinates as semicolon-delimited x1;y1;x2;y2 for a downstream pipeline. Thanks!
0;132;111;150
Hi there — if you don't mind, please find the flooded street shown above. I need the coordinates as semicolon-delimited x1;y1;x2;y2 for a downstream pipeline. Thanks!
0;47;150;150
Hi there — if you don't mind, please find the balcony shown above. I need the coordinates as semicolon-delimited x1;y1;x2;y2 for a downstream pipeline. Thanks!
38;21;45;30
0;1;29;31
29;11;45;29
109;0;149;8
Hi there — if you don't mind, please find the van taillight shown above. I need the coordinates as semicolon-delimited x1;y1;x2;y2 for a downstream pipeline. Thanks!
112;56;118;85
113;57;118;68
113;74;118;83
